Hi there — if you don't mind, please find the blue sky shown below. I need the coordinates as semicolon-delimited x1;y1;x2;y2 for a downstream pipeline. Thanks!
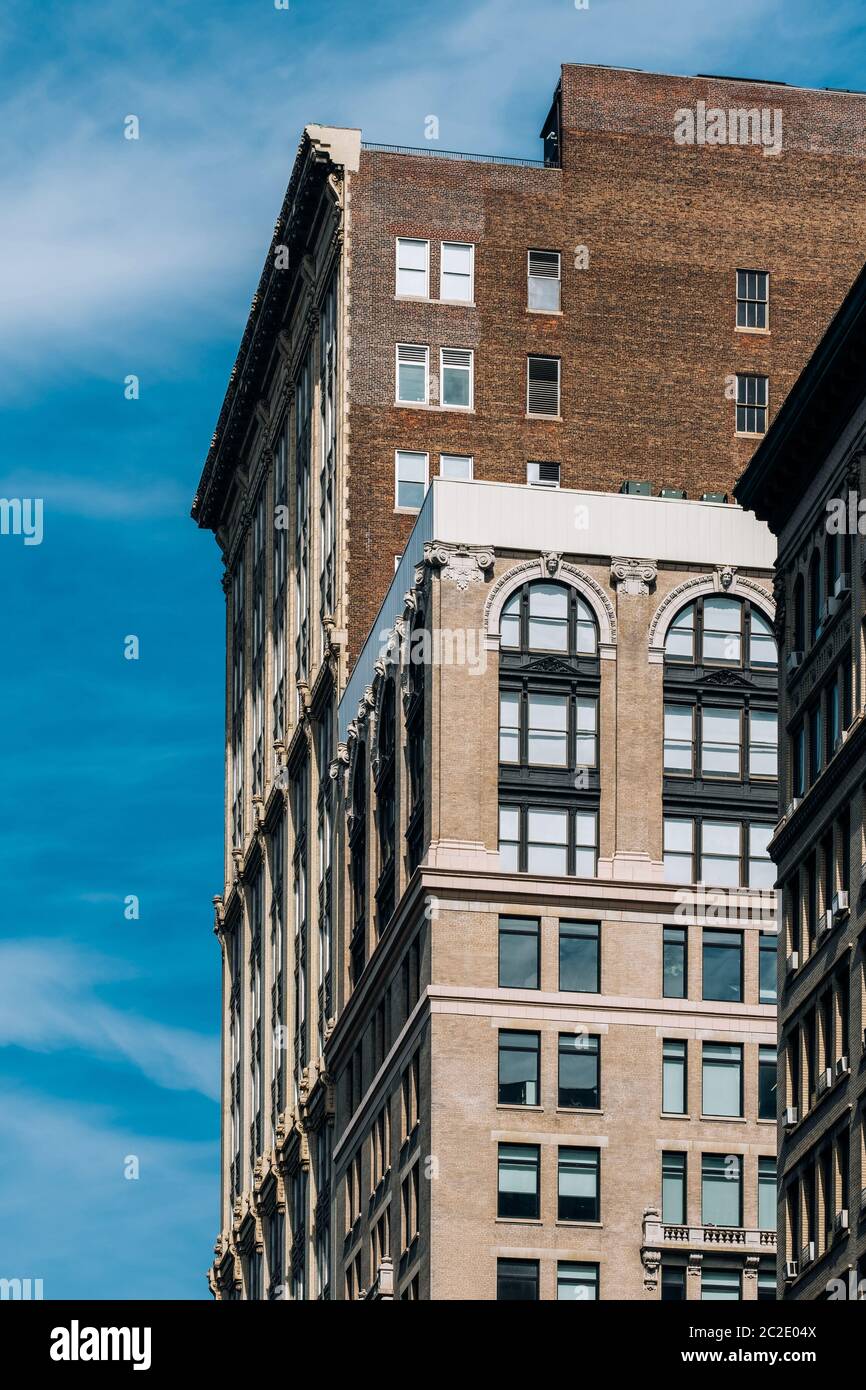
1;0;865;1301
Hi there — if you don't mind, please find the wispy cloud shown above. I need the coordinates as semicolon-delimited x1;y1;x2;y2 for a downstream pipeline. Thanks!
0;473;188;519
0;940;219;1100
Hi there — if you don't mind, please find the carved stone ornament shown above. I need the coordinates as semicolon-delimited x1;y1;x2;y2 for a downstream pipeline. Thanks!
716;563;738;590
641;1249;662;1292
420;541;494;591
611;557;658;596
542;551;561;576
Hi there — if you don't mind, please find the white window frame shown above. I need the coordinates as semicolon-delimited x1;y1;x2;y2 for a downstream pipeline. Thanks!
395;238;430;299
526;355;561;417
527;249;562;313
439;454;474;480
394;450;429;512
526;460;560;488
439;241;474;303
439;347;474;410
395;343;429;405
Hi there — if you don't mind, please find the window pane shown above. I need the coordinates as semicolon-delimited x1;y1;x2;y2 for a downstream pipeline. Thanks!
498;1031;539;1106
498;915;538;988
750;609;777;667
527;808;567;874
759;933;777;1004
574;812;597;877
702;1267;741;1301
663;926;686;999
527;583;568;651
557;1148;598;1222
575;597;597;654
498;1144;539;1219
702;930;742;1002
664;817;693;885
500;593;520;648
557;1262;597;1300
396;238;427;296
559;921;599;993
498;805;520;872
749;823;775;889
440;242;472;301
666;605;695;660
527;692;568;766
664;704;693;772
662;1152;686;1224
759;1045;777;1120
702;1043;742;1117
701;706;741;777
442;361;471;407
575;697;597;767
395;451;427;508
499;690;519;763
701;819;740;887
440;454;473;480
749;709;778;777
758;1158;776;1229
702;1154;741;1226
558;1033;599;1109
703;597;742;663
663;1040;686;1113
497;1258;538;1300
662;1266;686;1301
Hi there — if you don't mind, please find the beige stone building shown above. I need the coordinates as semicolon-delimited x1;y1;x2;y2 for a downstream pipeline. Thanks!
326;481;780;1300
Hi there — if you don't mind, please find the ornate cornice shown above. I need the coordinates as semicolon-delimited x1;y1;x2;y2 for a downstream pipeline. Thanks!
416;541;494;591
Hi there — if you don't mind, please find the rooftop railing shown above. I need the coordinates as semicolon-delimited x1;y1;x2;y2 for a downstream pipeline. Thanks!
361;140;554;168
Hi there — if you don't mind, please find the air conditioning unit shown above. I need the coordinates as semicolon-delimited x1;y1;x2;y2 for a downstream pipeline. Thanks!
800;1241;816;1266
835;1056;849;1078
620;480;652;496
834;572;851;599
701;491;728;503
834;1210;849;1235
659;486;686;499
824;596;840;622
783;1260;799;1282
786;952;799;976
783;1105;799;1128
819;910;833;937
818;1067;833;1096
786;651;804;675
785;798;802;819
832;890;849;917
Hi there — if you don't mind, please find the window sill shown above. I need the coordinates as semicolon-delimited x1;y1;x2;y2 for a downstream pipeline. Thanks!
555;1107;604;1116
527;307;563;316
393;295;476;308
496;1104;544;1112
394;506;422;516
735;431;767;440
555;1220;603;1229
494;1217;543;1226
660;1112;690;1120
756;1118;775;1125
394;400;475;414
525;413;562;422
700;1114;746;1123
735;326;770;335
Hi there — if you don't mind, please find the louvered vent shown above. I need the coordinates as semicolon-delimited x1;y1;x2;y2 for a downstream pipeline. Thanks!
397;344;428;365
441;347;472;369
528;250;560;279
527;356;560;415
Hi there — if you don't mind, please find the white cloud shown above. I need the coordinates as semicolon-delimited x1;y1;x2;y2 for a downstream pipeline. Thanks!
0;940;219;1100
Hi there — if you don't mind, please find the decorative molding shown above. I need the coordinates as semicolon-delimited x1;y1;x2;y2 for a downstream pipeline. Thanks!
484;557;618;651
647;571;774;656
716;563;737;591
418;541;494;592
611;557;658;596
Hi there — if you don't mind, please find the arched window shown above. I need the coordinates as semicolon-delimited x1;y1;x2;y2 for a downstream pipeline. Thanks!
809;550;822;643
498;580;600;877
664;595;777;670
793;575;805;653
662;593;778;890
374;679;397;932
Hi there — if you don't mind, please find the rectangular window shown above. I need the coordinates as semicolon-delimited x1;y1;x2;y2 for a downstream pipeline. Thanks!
439;453;473;479
527;356;560;416
701;707;741;778
558;1147;599;1222
498;804;520;871
663;817;694;885
395;343;429;404
662;1151;687;1224
748;823;774;889
558;1033;600;1109
758;1157;776;1229
736;374;768;435
557;1262;598;1300
736;269;769;330
702;1042;743;1117
575;696;598;768
749;709;778;778
702;1267;741;1301
527;806;567;874
758;1045;777;1120
440;347;473;409
559;921;599;993
664;704;694;774
702;1153;742;1226
662;1265;686;1301
527;691;568;766
498;1030;540;1106
394;450;428;510
527;460;560;487
759;932;777;1004
498;690;520;763
757;1269;776;1301
701;819;740;886
497;1143;540;1219
663;925;687;999
440;241;474;302
528;249;561;311
395;237;429;297
575;811;597;877
663;1039;687;1114
703;596;742;664
702;930;743;1002
498;916;539;989
496;1258;538;1300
